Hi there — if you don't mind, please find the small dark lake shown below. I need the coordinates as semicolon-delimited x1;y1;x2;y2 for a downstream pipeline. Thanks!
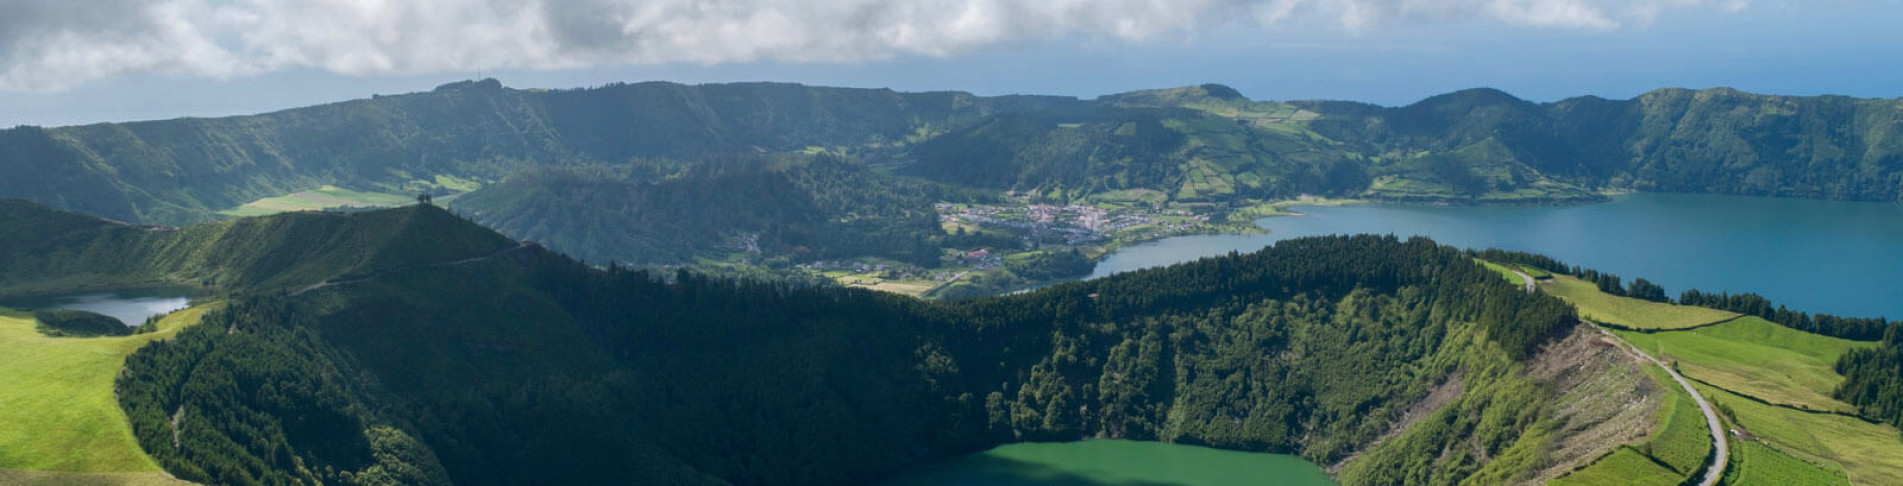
0;287;198;326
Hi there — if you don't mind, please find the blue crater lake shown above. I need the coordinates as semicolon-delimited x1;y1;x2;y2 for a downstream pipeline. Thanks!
0;287;198;326
1092;193;1903;319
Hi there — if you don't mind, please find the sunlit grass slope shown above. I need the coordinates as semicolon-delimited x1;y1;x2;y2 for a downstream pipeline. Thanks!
1617;317;1872;412
1543;275;1738;329
0;305;214;473
1723;440;1851;486
1697;383;1903;485
217;185;412;217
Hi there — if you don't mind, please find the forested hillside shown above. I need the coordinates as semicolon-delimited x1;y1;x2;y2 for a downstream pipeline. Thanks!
1297;87;1903;201
6;81;1902;273
0;198;512;294
453;153;966;266
0;80;1075;224
0;202;1598;485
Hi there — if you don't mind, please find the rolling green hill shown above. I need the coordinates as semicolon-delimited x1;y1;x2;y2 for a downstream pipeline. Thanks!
5;81;1902;270
452;153;960;266
1296;87;1903;202
0;80;1078;225
0;201;1626;485
0;199;512;294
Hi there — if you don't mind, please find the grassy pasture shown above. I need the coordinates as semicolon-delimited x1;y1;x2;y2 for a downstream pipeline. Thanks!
1616;317;1871;412
0;469;196;486
1477;260;1527;286
1513;264;1552;279
1551;448;1685;486
0;304;212;473
1544;275;1739;330
1723;441;1850;486
218;185;411;217
1639;365;1714;476
1698;383;1903;485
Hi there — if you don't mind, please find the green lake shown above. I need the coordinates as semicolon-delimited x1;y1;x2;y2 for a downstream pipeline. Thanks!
1091;193;1903;319
881;440;1336;486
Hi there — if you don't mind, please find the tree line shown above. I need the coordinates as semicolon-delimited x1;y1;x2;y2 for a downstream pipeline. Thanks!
116;234;1583;486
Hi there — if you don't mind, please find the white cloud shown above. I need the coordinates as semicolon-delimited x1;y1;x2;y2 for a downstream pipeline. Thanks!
0;0;1757;90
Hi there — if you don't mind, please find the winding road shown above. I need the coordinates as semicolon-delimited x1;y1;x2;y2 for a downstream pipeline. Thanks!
1509;267;1727;486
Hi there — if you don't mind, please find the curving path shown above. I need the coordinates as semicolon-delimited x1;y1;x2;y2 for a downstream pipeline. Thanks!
1511;266;1728;486
1508;268;1537;294
1598;327;1728;486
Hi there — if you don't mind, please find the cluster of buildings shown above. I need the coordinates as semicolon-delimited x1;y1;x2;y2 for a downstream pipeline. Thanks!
939;203;1205;246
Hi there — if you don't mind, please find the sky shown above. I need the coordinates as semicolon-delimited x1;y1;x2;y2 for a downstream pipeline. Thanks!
0;0;1898;128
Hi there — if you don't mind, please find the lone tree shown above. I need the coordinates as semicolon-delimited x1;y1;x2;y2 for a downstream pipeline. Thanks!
416;193;433;205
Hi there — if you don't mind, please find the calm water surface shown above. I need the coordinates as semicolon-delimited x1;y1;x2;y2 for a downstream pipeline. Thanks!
0;287;197;326
1093;193;1903;318
881;440;1335;486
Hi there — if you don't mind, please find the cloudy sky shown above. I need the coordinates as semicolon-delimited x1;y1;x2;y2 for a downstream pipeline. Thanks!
0;0;1897;127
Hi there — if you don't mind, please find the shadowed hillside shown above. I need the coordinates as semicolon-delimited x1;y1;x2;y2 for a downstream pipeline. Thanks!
0;203;1635;486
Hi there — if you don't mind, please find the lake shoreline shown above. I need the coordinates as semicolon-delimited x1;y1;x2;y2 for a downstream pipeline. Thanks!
1070;192;1903;319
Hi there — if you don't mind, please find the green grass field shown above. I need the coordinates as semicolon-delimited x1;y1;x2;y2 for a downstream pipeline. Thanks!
1723;441;1851;486
1551;447;1686;486
1616;317;1872;412
218;185;412;217
0;469;196;486
1513;264;1552;279
1543;276;1740;330
1552;364;1707;485
1477;260;1527;286
1640;365;1714;476
1697;383;1903;485
0;305;213;473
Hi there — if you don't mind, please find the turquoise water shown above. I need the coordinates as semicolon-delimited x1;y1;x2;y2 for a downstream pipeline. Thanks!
881;440;1336;486
1092;193;1903;319
0;288;197;326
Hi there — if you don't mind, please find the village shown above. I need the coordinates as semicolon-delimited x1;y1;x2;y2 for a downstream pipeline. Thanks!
935;201;1210;246
788;199;1236;299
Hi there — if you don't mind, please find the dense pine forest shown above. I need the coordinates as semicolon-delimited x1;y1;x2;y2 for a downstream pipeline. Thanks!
0;200;1580;485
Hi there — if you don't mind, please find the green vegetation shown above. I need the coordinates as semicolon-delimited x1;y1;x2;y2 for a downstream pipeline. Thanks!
1551;365;1707;485
1643;366;1715;476
1478;260;1526;286
7;81;1902;282
1296;87;1903;203
1616;317;1872;412
1514;264;1552;280
218;185;413;217
1722;441;1850;486
1681;289;1892;341
1544;275;1739;330
453;154;961;266
32;309;131;337
1552;448;1685;485
1699;383;1903;485
1835;327;1903;432
1000;248;1091;281
0;199;514;294
0;469;196;486
0;304;210;474
13;192;1585;486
